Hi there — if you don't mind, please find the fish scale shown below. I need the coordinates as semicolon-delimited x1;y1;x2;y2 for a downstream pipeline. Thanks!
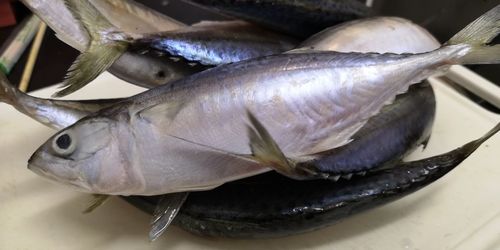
27;6;500;195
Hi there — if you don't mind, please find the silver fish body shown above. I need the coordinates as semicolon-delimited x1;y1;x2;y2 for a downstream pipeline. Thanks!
27;6;500;195
28;46;471;195
0;72;116;129
131;20;298;65
300;17;440;54
21;0;194;89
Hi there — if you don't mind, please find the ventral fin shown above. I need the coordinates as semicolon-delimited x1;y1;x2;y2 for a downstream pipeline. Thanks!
149;192;189;241
82;194;110;214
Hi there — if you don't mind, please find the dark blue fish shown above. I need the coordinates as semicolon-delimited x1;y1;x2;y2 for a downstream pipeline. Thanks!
181;0;372;37
125;120;499;238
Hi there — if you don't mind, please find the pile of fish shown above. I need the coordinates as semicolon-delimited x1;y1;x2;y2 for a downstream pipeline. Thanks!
2;0;499;241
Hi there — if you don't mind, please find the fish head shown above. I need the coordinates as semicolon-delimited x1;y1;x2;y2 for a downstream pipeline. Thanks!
28;117;131;194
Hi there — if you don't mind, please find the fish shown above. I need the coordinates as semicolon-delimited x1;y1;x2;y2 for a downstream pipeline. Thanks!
20;0;197;89
299;16;440;54
54;0;298;96
0;72;118;129
128;20;298;65
27;5;500;195
181;0;372;37
1;16;438;239
0;72;435;240
125;121;500;238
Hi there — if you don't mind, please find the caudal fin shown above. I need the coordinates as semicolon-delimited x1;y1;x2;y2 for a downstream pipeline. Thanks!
54;0;128;97
446;5;500;64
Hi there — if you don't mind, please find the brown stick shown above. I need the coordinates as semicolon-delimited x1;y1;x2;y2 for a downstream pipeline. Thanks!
18;22;47;92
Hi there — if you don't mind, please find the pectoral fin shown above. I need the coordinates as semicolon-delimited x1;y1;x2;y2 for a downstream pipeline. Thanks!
149;192;189;241
245;109;320;179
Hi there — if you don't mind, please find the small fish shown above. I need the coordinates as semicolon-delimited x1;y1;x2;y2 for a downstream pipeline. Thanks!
55;0;298;96
20;0;195;90
27;5;500;195
129;20;298;65
181;0;372;37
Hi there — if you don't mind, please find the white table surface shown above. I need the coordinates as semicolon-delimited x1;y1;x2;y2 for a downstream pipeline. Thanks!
1;72;499;250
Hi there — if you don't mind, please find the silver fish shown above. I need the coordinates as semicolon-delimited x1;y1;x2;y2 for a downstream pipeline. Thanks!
129;20;298;65
300;16;440;54
27;6;500;196
20;0;192;90
54;0;297;96
0;72;116;129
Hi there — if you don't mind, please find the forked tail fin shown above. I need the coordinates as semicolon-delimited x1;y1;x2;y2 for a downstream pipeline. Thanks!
446;5;500;65
54;0;129;97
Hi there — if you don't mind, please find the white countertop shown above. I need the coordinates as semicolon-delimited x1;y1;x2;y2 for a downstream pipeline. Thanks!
1;72;499;250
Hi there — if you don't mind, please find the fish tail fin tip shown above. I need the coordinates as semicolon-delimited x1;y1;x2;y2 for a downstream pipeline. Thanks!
476;122;500;145
460;122;500;158
447;5;500;64
55;0;128;97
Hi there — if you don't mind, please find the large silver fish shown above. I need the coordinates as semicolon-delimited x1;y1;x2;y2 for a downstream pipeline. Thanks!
27;6;500;196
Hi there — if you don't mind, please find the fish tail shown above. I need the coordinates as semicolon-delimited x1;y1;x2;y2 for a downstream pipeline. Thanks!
446;5;500;64
54;0;129;97
0;71;18;105
460;122;500;158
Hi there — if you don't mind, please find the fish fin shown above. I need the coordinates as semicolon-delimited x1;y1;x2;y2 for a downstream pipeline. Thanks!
462;122;500;154
53;0;128;97
446;5;500;65
149;192;188;241
245;109;320;179
421;134;432;150
82;194;110;214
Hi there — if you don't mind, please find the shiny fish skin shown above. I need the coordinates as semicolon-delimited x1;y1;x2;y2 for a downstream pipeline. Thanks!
181;0;371;37
131;21;298;65
309;83;435;175
0;72;117;129
20;0;196;89
28;7;500;195
124;121;498;238
300;17;440;54
29;49;461;196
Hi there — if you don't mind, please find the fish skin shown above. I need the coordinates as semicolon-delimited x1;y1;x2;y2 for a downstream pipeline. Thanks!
299;16;440;54
124;121;499;238
20;0;197;89
131;20;299;65
181;0;372;37
307;82;436;176
56;1;298;96
0;72;118;129
28;6;500;195
26;49;450;195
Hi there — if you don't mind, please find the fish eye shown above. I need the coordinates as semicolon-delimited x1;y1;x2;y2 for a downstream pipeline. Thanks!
52;132;76;156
